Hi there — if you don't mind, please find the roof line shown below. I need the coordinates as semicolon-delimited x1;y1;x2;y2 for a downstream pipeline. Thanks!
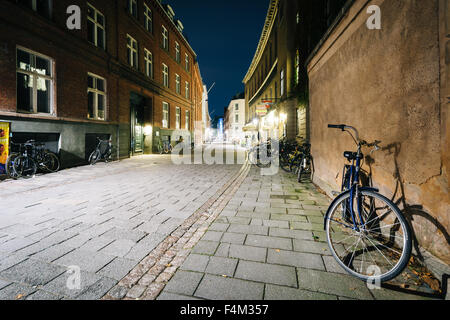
242;0;278;83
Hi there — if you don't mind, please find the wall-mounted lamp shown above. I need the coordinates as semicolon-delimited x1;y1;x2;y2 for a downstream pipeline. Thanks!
143;125;153;136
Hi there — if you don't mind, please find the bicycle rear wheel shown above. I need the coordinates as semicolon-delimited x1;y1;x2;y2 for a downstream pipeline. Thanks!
13;156;37;178
325;190;412;282
89;149;101;165
41;152;60;172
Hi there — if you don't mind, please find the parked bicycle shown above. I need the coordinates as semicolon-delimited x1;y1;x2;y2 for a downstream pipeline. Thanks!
158;140;173;154
6;140;60;179
248;139;275;168
325;124;412;283
89;137;112;165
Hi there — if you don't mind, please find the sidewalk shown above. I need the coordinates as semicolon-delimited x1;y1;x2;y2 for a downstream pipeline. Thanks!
157;166;438;300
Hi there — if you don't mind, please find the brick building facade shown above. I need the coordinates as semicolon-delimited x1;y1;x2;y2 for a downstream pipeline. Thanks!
0;0;204;168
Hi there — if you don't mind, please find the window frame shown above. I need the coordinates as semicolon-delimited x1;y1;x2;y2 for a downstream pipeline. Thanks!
127;34;138;69
185;110;190;130
185;81;190;99
144;48;153;79
127;0;138;18
162;25;169;50
162;102;169;128
87;3;106;50
175;106;181;129
87;72;107;121
16;46;54;115
175;74;181;94
175;42;181;63
185;53;190;71
162;63;169;87
144;3;153;33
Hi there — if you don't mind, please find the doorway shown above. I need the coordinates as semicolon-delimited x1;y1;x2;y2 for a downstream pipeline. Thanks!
130;92;152;155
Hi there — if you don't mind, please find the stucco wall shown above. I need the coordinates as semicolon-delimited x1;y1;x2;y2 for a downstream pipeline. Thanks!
308;0;449;264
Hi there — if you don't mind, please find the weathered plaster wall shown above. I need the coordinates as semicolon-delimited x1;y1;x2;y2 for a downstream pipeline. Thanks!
308;0;449;264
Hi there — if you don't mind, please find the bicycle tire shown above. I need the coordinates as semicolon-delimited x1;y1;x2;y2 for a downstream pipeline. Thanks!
41;152;60;173
5;153;20;179
325;190;412;282
297;155;312;183
13;155;37;178
89;149;101;165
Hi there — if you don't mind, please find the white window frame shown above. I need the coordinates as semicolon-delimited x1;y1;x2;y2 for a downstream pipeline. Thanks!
235;103;239;111
128;0;137;18
16;46;54;115
162;63;169;87
144;49;153;79
185;110;190;130
87;3;106;50
87;72;107;121
127;34;138;69
162;25;169;50
175;42;180;63
175;74;181;94
162;102;169;128
280;69;285;96
185;81;190;99
185;53;190;71
235;114;239;123
144;3;153;33
175;107;181;129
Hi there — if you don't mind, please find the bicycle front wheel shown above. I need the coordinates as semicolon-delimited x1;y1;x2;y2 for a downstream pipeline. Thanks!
41;152;60;172
325;190;412;282
13;156;37;178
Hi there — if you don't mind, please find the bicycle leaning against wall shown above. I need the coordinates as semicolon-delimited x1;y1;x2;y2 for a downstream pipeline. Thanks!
324;124;412;283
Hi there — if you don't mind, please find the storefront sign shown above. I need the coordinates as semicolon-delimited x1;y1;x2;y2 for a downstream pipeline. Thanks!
0;122;11;175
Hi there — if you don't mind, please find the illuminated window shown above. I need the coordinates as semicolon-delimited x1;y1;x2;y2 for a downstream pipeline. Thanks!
185;110;190;130
162;102;169;128
175;42;180;63
175;74;181;94
162;25;169;50
162;63;169;87
127;0;137;18
87;73;106;120
176;107;181;129
16;47;54;114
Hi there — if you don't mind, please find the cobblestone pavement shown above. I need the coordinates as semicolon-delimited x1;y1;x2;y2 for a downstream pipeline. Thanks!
157;166;440;301
0;154;241;300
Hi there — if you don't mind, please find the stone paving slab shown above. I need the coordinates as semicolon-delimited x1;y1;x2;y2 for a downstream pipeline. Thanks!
158;166;440;300
0;155;241;299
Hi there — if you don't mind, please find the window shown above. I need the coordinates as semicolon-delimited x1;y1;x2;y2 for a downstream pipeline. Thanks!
127;35;138;69
295;50;300;86
175;74;181;94
87;73;106;120
185;81;190;99
127;0;137;18
235;103;239;111
144;49;153;79
235;114;239;123
162;63;169;87
87;3;105;50
185;110;190;130
144;3;153;33
17;0;52;18
280;70;285;96
162;25;169;50
16;48;54;114
185;53;190;71
175;107;181;129
175;42;180;63
162;102;169;128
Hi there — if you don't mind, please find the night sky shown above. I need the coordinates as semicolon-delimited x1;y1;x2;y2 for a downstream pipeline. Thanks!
166;0;270;118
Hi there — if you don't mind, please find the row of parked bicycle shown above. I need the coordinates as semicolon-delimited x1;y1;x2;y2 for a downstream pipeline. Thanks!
248;137;314;183
248;125;413;284
4;137;113;179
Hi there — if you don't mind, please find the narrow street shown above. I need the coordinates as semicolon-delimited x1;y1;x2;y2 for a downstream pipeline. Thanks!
0;146;439;300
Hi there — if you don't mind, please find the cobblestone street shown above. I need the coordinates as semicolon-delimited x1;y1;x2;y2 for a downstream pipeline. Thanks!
0;151;443;300
0;154;241;300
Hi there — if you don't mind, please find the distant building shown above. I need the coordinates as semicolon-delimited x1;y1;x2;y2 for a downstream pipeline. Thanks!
224;96;245;145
